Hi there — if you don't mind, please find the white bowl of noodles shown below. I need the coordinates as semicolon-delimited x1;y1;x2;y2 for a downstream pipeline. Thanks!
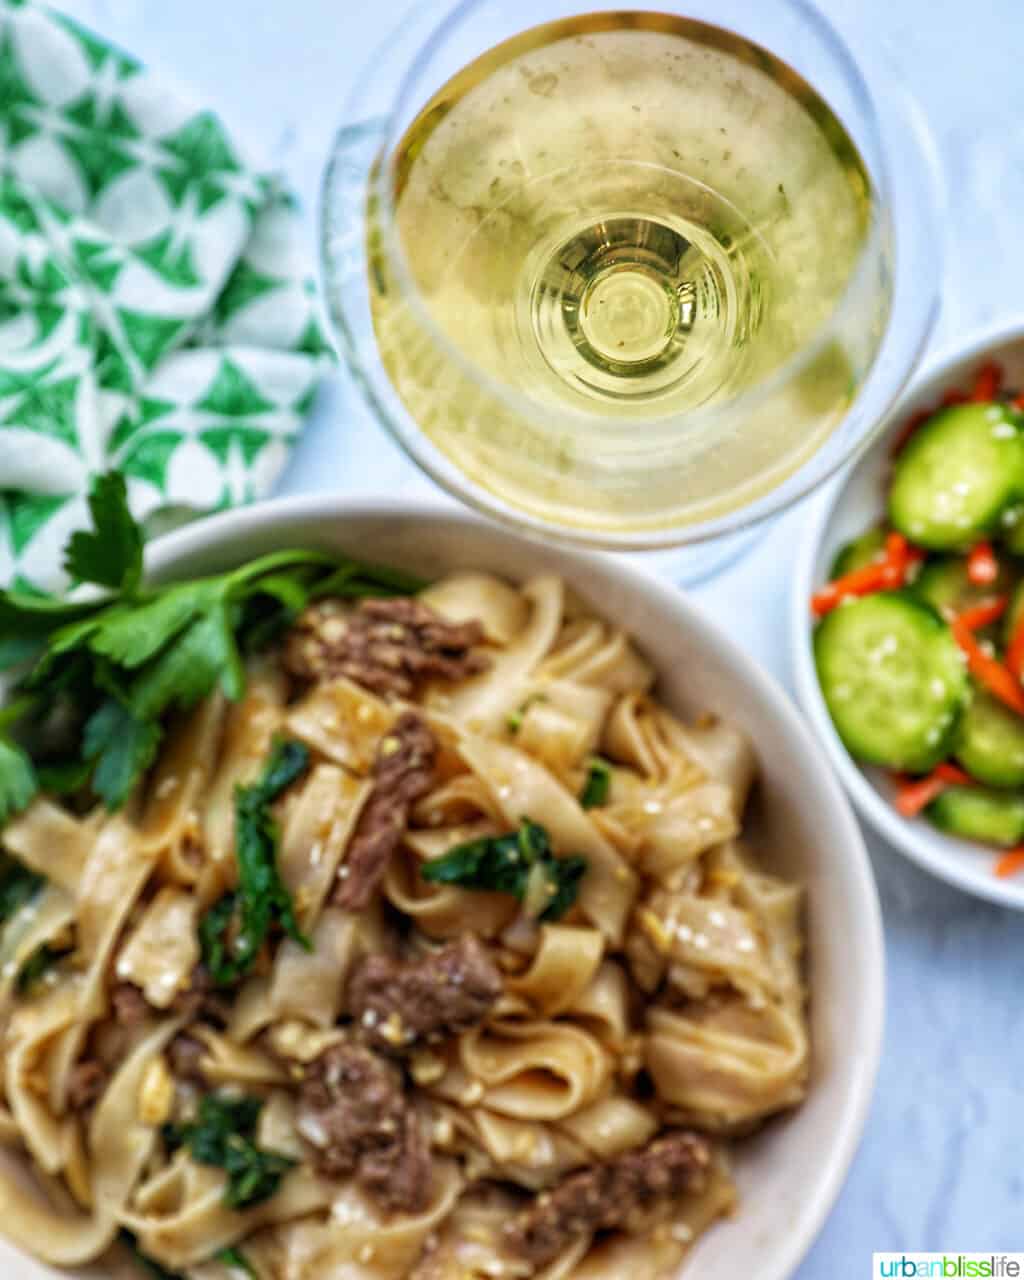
0;496;882;1280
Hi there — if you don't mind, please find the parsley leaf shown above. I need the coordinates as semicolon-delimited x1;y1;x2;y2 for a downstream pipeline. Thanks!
422;818;588;922
199;739;311;987
82;697;163;810
163;1094;296;1210
0;471;424;826
130;601;244;717
580;757;612;809
63;472;143;593
0;738;38;823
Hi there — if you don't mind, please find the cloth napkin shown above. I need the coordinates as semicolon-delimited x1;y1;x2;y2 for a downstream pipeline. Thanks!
0;0;334;591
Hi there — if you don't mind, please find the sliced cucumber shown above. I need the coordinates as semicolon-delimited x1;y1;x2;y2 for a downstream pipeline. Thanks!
1000;502;1024;555
913;553;1017;620
829;527;887;580
954;688;1024;787
889;404;1024;550
927;785;1024;847
1004;579;1024;646
814;593;968;772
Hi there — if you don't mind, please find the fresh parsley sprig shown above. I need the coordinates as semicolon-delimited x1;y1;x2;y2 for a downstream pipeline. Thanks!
199;738;311;987
163;1094;296;1210
422;818;587;922
0;471;425;823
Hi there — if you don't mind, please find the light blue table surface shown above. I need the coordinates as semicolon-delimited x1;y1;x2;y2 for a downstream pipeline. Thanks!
59;0;1024;1271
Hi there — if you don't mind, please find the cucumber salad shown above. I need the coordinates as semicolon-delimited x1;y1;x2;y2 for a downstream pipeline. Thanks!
813;361;1024;879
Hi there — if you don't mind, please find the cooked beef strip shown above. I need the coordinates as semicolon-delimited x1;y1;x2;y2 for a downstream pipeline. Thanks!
170;966;232;1027
66;1060;109;1111
348;934;501;1054
332;711;437;911
111;981;150;1027
112;966;231;1031
166;1033;207;1082
504;1131;713;1268
283;596;487;700
297;1041;431;1214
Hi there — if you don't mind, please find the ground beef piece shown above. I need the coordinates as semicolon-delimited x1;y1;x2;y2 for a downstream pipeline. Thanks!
504;1131;713;1268
170;966;232;1027
348;935;501;1054
283;596;487;700
166;1033;207;1081
66;1060;109;1111
111;982;150;1027
296;1042;431;1214
332;711;437;911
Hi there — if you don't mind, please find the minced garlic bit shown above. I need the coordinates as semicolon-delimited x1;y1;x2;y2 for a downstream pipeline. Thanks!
380;1011;405;1047
378;734;402;758
464;1224;494;1245
707;867;740;890
639;909;673;955
137;1056;175;1126
268;1019;343;1064
410;1050;446;1086
432;1113;455;1146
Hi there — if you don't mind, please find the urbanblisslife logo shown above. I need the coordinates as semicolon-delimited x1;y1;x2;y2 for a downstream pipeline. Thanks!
874;1257;1024;1278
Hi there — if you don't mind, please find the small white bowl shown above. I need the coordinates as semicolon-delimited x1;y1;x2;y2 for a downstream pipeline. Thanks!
0;497;883;1280
792;317;1024;910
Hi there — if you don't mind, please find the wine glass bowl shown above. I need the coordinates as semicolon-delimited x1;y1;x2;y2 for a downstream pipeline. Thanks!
322;0;942;557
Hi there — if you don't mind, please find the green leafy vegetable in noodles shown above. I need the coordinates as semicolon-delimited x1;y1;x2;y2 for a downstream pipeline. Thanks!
120;1231;184;1280
422;818;587;922
199;739;310;987
0;855;43;924
16;944;69;993
163;1094;296;1210
216;1247;256;1278
579;757;612;809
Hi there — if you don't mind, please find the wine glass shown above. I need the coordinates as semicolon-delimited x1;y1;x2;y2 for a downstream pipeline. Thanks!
321;0;942;581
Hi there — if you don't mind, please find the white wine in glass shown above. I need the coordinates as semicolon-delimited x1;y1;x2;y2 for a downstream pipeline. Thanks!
323;2;941;559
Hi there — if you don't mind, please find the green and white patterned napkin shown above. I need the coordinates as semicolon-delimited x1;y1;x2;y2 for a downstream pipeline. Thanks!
0;0;334;591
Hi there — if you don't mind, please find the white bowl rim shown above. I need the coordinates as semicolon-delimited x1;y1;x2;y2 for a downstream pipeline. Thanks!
137;491;885;1280
791;314;1024;910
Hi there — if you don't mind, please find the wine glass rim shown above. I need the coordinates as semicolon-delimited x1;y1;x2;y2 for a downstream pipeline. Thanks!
367;0;896;446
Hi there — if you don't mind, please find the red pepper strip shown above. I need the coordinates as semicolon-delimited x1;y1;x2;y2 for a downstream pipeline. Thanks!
970;360;1003;402
893;764;970;818
994;847;1024;878
811;560;901;618
890;408;933;458
811;533;924;618
1007;611;1024;680
966;540;999;586
951;616;1024;716
885;532;924;579
956;595;1008;631
933;762;973;784
941;388;968;407
1012;392;1024;412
